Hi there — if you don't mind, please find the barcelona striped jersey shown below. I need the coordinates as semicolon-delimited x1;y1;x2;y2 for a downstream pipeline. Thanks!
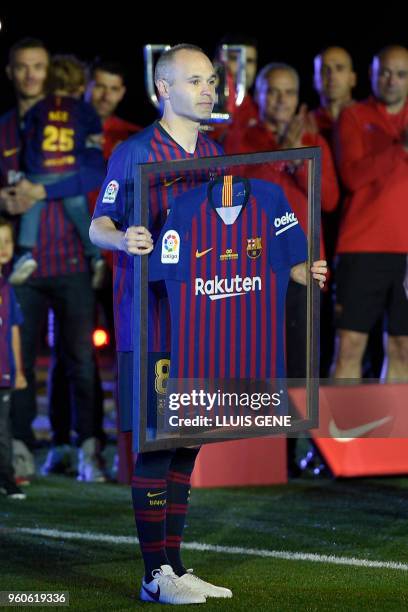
0;108;87;277
23;94;102;174
149;176;307;379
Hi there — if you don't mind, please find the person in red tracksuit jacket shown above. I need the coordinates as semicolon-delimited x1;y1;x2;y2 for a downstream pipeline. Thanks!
311;45;357;263
312;46;357;149
311;46;368;378
86;60;142;277
86;60;141;161
333;45;408;381
224;62;339;477
224;62;339;238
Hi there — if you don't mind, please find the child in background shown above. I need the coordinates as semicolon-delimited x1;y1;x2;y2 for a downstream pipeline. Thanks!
0;217;28;499
10;55;106;288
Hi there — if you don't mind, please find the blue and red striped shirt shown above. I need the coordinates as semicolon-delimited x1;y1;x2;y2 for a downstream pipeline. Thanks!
149;176;307;379
93;121;223;351
0;108;91;277
0;275;23;387
23;95;102;175
32;201;87;277
0;109;21;187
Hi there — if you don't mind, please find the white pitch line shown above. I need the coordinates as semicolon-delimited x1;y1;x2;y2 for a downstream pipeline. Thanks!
11;527;408;573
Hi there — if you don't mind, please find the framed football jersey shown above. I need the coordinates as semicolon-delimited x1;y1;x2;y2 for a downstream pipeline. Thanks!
132;148;321;451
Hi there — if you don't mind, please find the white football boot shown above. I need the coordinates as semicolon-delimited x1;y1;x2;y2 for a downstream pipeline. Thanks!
140;564;206;604
178;568;233;598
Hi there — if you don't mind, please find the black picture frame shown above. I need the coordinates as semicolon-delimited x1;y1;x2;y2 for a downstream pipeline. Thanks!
132;147;321;451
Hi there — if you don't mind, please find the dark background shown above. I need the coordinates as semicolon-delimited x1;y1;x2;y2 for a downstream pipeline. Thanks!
0;7;407;125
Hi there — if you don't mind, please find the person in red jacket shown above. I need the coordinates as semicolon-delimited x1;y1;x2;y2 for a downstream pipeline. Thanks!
333;45;408;380
312;46;356;148
224;62;339;242
86;60;141;266
311;47;362;377
86;60;141;159
224;62;339;477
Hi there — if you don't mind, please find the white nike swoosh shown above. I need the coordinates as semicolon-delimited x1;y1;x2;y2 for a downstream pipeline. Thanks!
328;416;393;442
209;292;247;301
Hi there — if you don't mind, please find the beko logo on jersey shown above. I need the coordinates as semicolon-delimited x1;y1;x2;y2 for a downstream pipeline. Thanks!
161;230;180;263
274;212;298;235
102;180;119;203
195;275;261;300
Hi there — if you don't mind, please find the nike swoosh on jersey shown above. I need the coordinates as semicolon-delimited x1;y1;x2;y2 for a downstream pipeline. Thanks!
3;147;19;158
195;248;213;258
328;415;392;442
147;490;166;498
143;584;160;602
163;177;183;188
209;292;247;301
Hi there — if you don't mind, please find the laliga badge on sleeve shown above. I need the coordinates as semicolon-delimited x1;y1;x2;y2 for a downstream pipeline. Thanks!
102;180;119;204
161;230;180;264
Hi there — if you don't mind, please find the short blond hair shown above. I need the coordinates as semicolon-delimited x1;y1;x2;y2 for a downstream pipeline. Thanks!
47;55;86;94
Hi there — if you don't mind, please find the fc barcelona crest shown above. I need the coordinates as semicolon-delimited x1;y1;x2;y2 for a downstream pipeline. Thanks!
246;237;262;259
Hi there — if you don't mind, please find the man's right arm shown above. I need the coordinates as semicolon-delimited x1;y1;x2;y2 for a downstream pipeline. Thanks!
90;138;154;255
89;216;153;255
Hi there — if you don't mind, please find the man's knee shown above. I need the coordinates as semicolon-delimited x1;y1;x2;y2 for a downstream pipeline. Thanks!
336;330;368;363
387;336;408;363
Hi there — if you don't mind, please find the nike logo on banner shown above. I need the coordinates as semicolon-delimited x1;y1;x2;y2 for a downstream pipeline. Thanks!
163;177;183;188
3;148;19;158
147;491;166;498
195;248;213;258
329;416;392;442
143;585;160;602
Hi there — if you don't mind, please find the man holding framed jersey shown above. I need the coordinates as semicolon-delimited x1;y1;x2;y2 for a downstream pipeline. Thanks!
90;44;327;605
